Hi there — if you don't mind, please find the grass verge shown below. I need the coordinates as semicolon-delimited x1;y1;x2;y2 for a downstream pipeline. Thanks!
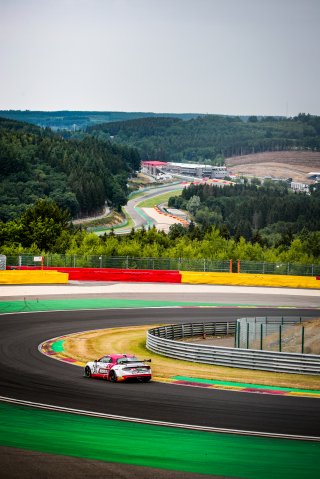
137;189;182;208
63;325;320;390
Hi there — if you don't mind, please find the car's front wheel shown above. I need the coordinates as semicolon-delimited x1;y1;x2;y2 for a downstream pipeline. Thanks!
84;366;92;378
109;370;118;383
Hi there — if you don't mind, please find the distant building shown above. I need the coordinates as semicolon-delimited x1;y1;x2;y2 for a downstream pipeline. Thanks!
165;162;228;178
142;160;229;179
141;161;167;176
290;182;309;193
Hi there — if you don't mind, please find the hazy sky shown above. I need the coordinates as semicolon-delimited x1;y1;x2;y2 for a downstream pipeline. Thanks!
1;0;319;116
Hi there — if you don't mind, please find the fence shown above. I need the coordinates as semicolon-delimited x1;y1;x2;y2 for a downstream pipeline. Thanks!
4;254;320;276
239;261;320;276
146;321;320;375
5;255;231;272
235;317;319;354
0;255;6;270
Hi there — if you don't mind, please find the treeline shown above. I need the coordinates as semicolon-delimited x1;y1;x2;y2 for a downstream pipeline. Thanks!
88;113;320;163
1;199;320;265
0;118;140;221
0;110;201;131
168;181;320;247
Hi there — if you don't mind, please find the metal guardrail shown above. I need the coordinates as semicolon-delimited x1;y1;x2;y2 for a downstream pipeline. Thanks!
146;321;320;375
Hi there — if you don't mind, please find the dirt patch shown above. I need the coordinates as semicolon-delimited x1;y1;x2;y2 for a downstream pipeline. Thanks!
225;151;320;183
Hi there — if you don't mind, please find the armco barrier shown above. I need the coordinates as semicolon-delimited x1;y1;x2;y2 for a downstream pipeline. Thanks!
0;270;68;284
180;271;320;289
13;267;182;283
146;322;320;375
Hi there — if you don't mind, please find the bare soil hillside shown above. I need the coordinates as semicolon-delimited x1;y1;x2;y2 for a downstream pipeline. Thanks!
225;151;320;183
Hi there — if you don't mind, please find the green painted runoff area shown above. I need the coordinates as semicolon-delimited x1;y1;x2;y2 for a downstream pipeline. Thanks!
173;376;320;395
51;340;65;353
0;402;319;478
0;298;262;313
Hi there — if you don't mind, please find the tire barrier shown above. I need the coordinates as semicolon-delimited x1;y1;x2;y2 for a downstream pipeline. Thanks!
146;321;320;375
0;270;68;284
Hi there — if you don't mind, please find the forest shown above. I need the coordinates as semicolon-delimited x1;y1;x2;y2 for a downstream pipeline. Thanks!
0;118;140;221
168;180;320;248
1;199;320;266
88;113;320;163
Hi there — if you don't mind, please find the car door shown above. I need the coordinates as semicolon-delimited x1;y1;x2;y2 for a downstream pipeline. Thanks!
96;356;112;375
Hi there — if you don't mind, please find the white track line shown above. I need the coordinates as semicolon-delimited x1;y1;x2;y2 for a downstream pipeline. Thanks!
0;396;319;442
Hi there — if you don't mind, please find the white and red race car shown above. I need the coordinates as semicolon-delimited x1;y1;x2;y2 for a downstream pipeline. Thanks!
84;354;152;383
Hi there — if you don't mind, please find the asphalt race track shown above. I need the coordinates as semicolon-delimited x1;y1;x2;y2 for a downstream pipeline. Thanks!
1;306;319;438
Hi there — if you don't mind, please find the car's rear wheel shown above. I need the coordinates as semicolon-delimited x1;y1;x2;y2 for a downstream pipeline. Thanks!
109;370;118;383
84;366;92;378
140;377;151;383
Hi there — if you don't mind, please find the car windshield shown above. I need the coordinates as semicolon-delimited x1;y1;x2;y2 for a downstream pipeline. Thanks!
116;357;139;364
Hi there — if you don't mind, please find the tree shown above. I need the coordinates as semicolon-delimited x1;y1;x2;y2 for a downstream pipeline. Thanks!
187;195;201;215
18;199;71;251
168;223;186;240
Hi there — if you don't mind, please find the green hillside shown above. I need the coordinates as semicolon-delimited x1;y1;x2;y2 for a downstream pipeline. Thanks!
168;181;320;248
89;113;320;162
0;118;140;221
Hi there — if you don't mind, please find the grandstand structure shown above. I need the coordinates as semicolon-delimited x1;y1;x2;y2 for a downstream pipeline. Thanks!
142;161;228;179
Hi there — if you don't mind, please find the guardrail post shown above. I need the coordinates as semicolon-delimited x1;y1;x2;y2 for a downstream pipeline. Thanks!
237;322;240;348
279;324;282;352
237;259;241;273
246;323;249;349
229;259;232;273
260;323;263;350
301;326;305;354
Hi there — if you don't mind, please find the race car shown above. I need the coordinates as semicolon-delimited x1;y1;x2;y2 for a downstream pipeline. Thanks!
84;354;152;383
